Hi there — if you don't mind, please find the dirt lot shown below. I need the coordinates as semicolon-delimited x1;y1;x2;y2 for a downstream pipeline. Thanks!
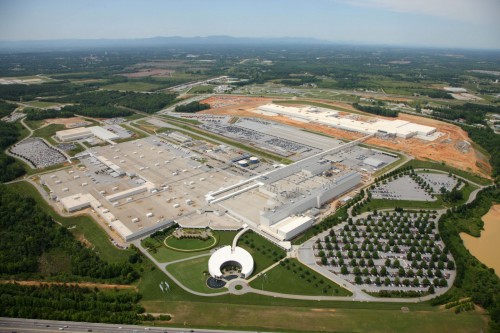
201;96;491;179
43;117;90;128
119;69;175;78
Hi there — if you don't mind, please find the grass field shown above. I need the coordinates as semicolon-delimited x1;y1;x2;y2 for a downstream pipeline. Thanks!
166;256;221;294
138;267;487;332
142;230;237;263
238;231;286;275
23;101;63;108
360;197;444;213
7;181;132;264
188;85;214;94
101;81;162;92
135;256;489;332
32;123;65;145
250;259;351;296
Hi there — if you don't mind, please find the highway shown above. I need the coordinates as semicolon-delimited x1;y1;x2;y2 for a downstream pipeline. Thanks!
0;318;269;333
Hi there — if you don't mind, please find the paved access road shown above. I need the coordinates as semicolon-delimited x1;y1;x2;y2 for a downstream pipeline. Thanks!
0;318;269;333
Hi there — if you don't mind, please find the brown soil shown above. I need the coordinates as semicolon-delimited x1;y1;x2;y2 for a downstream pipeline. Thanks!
120;69;175;78
201;96;492;179
43;117;90;128
0;280;137;290
77;234;93;248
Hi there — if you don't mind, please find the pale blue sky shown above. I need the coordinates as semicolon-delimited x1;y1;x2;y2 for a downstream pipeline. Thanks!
0;0;499;49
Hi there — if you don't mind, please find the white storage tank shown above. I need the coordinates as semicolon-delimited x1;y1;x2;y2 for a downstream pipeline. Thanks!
146;212;154;218
238;159;249;167
249;156;259;164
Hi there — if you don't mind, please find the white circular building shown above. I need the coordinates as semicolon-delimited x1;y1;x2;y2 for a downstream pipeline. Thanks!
208;245;254;279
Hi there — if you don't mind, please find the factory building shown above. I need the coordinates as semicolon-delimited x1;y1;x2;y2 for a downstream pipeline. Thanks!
56;126;120;142
257;104;436;139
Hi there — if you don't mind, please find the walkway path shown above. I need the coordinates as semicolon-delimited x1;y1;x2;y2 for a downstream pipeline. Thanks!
231;226;249;251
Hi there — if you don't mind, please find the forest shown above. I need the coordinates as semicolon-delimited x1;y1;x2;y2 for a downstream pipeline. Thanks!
0;122;26;182
432;103;500;125
0;185;138;283
174;101;211;113
352;103;398;117
0;100;17;118
25;105;132;121
47;90;178;114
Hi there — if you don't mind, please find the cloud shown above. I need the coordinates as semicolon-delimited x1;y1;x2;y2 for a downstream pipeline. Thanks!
339;0;500;25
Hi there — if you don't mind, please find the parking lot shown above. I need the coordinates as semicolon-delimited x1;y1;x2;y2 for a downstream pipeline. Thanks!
371;175;435;201
10;137;67;168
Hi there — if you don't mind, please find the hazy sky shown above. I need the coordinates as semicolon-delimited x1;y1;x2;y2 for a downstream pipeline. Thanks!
1;0;499;49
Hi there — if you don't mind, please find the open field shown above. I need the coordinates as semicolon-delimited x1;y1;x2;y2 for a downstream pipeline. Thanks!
101;81;162;92
166;256;220;294
138;268;488;332
250;259;351;296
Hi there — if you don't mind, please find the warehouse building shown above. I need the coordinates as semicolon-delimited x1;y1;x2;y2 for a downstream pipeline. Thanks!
256;104;436;139
56;126;120;142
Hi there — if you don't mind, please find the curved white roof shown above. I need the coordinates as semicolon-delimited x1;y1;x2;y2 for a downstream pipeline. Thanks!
208;246;254;278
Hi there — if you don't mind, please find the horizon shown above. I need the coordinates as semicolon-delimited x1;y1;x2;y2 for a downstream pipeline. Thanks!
1;0;499;50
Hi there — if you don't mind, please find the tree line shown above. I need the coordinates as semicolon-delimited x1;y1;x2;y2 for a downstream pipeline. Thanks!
0;122;26;182
352;103;398;117
0;283;143;324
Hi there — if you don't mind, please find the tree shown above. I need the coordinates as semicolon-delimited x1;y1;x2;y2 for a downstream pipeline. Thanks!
341;265;349;275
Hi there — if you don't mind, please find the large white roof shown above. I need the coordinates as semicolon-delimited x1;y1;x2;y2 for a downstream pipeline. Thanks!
208;245;254;278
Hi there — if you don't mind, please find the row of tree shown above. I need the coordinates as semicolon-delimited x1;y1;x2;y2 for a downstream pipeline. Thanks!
174;101;211;113
0;283;143;324
352;103;398;117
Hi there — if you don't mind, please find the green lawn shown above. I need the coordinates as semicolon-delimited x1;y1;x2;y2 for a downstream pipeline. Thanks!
138;266;487;332
142;230;237;263
23;100;63;108
7;181;133;264
238;231;286;275
137;263;487;332
166;256;220;294
164;235;217;252
32;123;65;145
188;85;214;94
250;259;351;296
360;197;444;213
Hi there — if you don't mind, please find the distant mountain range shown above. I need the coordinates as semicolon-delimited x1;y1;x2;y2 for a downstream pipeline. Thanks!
0;35;334;52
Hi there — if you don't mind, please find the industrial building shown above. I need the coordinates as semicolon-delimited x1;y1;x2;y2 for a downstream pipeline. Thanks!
256;104;437;139
56;126;120;142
